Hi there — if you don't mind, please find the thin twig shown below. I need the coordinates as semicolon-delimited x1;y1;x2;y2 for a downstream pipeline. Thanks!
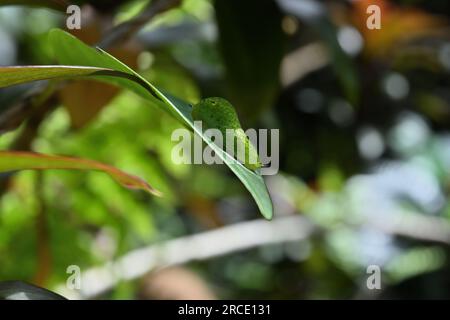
56;215;316;299
365;212;450;245
54;208;450;299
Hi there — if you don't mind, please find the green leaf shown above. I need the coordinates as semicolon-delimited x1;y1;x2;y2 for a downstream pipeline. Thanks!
0;29;273;219
0;66;111;88
49;29;273;220
0;0;68;11
0;151;161;196
164;94;274;220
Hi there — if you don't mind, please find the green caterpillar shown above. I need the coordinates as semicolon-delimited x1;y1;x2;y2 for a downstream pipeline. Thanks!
192;97;263;171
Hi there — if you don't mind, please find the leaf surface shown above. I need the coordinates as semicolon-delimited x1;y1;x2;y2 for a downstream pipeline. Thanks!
0;151;161;196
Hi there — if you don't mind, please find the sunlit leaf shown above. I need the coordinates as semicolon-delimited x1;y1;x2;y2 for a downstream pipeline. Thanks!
0;151;161;196
0;66;111;88
0;29;273;219
59;22;141;128
49;29;273;220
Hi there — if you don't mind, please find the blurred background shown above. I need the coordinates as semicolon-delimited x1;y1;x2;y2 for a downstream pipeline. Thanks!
0;0;450;299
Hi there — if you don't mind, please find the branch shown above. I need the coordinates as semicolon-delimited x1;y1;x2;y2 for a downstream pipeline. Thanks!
365;212;450;245
56;215;316;299
54;208;450;299
0;86;59;195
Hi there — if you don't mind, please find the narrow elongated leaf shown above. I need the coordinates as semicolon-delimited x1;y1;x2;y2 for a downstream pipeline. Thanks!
0;151;161;196
0;66;112;88
50;29;274;220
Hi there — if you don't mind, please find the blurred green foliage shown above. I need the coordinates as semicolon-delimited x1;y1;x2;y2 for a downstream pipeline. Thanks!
1;0;450;299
